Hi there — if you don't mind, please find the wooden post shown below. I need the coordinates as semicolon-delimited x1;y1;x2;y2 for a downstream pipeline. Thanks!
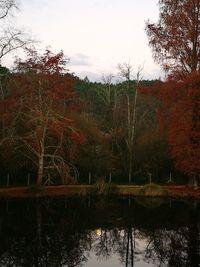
7;174;10;187
169;172;172;183
109;173;111;183
27;173;30;186
149;173;152;185
89;172;91;185
129;172;132;184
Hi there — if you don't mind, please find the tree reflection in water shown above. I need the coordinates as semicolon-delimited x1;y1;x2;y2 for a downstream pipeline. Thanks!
0;197;199;267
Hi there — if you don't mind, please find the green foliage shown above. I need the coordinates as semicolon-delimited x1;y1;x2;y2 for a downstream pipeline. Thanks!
0;65;10;75
134;127;173;183
75;115;114;177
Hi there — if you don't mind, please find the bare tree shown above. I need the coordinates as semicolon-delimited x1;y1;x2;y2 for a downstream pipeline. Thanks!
0;0;33;63
100;73;114;106
118;62;142;183
0;28;31;60
0;0;17;20
0;0;33;149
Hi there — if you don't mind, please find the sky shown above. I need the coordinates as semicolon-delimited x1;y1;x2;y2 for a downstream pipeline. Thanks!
3;0;163;81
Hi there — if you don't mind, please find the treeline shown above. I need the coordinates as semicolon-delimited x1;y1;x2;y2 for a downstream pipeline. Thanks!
0;50;183;186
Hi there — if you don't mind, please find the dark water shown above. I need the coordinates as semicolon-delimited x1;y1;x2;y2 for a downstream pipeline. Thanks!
0;196;200;267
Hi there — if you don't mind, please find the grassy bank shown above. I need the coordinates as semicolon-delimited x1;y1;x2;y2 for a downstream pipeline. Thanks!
0;184;200;199
0;184;139;198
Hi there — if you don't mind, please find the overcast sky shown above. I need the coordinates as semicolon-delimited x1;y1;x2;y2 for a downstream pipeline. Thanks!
4;0;163;81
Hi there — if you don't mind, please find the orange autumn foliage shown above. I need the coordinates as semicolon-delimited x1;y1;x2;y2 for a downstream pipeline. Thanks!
5;49;85;184
153;73;200;177
146;0;200;78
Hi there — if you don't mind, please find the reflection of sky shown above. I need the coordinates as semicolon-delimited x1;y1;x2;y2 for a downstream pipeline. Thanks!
86;253;154;267
83;229;154;267
2;0;164;81
86;253;120;267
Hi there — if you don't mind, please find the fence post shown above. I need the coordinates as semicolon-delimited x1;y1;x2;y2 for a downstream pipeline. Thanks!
7;174;10;187
149;173;152;185
27;173;30;186
169;172;172;183
89;172;91;185
109;173;112;183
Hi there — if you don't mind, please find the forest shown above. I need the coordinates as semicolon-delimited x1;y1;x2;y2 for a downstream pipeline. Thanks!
0;0;199;187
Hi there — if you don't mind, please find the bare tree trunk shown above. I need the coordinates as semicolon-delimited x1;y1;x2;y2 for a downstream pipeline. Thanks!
118;63;142;184
127;93;132;183
127;82;138;184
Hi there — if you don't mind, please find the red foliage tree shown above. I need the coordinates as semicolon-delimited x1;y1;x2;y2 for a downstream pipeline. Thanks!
153;74;200;179
145;0;200;182
146;0;200;78
8;49;84;185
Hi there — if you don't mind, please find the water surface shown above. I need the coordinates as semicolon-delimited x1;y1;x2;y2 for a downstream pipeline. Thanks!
0;196;199;266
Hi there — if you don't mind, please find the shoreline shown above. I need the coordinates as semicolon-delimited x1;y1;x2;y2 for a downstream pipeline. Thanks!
0;185;199;199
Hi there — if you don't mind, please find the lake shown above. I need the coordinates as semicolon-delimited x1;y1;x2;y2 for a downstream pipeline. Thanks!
0;196;199;266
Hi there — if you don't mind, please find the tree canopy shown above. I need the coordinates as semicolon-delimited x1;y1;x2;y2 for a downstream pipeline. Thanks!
146;0;200;78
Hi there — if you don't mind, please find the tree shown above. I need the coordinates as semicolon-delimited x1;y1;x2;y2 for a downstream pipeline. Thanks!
0;0;32;153
0;0;32;62
146;0;200;78
10;49;83;185
117;62;142;183
0;1;32;150
153;73;200;181
0;65;12;147
94;73;122;136
75;115;114;180
0;0;17;20
146;0;200;183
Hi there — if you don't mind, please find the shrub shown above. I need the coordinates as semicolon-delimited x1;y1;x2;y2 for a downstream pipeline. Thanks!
137;183;168;197
94;177;118;195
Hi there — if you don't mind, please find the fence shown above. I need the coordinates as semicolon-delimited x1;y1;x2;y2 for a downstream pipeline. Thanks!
0;171;180;187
